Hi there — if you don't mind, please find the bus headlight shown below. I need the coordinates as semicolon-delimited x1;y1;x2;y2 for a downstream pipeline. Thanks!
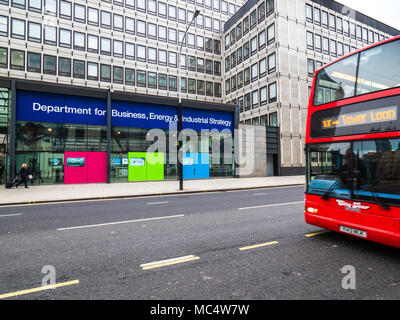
306;207;318;214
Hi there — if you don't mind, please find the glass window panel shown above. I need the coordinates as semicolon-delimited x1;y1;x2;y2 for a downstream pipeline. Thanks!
27;52;41;72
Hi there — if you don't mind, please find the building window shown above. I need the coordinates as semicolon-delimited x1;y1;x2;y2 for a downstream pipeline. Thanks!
314;7;320;25
74;4;86;23
180;77;187;93
12;0;26;9
60;0;72;19
330;39;337;57
43;55;57;75
250;9;256;29
125;68;135;85
73;60;85;78
59;28;71;48
188;78;196;94
231;76;236;92
329;14;336;31
44;0;57;16
125;42;135;60
214;61;221;75
125;0;134;9
136;70;146;87
28;0;41;12
158;25;167;41
258;30;266;50
268;82;277;102
11;18;25;40
225;79;230;94
158;74;167;90
87;62;98;80
137;20;146;37
243;41;250;60
44;25;57;45
0;16;7;37
206;59;213;74
113;40;123;58
158;50;167;66
306;31;314;50
168;5;177;20
259;57;266;77
148;47;156;64
148;72;157;88
59;57;71;76
101;37;111;55
137;45;146;62
88;7;99;26
88;35;99;53
158;2;167;18
113;66;123;84
169;76;177;91
244;67;250;85
321;10;328;28
214;82;221;97
252;90;259;108
27;52;41;72
323;37;329;55
268;52;276;73
168;52;177;67
307;58;315;77
306;4;312;22
251;63;258;81
237;71;243;88
0;47;7;68
258;2;265;22
101;11;111;29
315;34;321;52
197;80;204;95
74;32;85;51
137;0;146;12
100;64;111;82
113;14;123;31
125;17;135;34
269;112;277;126
260;86;267;105
267;23;275;45
28;21;41;42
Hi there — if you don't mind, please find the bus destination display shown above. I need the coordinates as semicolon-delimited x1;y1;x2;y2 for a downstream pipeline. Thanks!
321;106;397;129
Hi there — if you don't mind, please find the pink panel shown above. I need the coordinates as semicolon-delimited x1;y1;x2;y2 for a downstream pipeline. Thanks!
87;152;107;183
64;152;87;184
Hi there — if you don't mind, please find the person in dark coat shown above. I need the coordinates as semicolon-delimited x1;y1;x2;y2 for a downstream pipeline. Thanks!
16;163;29;188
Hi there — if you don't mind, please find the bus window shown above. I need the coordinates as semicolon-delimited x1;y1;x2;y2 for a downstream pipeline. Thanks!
314;54;358;106
356;39;400;96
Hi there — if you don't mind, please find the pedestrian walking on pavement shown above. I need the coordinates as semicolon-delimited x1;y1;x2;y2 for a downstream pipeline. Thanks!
16;163;29;188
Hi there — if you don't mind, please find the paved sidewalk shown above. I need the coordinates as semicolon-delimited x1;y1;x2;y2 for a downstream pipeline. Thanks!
0;176;304;205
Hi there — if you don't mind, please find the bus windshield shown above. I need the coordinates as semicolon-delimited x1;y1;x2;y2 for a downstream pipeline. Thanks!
307;139;400;205
314;39;400;106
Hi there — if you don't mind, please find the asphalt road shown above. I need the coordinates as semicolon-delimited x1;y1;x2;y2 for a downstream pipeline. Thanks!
1;185;400;300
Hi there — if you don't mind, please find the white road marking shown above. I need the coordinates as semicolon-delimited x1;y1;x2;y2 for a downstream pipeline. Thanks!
253;193;268;196
0;213;23;218
147;201;169;205
57;214;184;231
238;201;304;210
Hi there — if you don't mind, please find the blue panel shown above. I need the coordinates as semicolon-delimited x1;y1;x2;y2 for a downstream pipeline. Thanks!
16;90;234;132
16;90;107;125
183;153;210;179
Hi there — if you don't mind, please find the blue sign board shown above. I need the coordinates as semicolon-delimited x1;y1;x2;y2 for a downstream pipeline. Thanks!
16;90;234;131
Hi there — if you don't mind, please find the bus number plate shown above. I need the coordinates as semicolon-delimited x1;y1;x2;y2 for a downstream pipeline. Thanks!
340;226;367;238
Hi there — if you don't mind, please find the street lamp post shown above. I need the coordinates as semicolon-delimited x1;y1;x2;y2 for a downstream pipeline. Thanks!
178;9;200;191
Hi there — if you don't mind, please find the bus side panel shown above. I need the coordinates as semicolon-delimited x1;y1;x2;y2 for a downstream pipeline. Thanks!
305;194;400;248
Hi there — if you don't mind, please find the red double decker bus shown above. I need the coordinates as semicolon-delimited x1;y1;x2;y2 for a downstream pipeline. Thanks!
305;35;400;248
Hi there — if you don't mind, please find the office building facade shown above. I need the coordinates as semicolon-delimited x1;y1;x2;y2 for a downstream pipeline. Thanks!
223;0;400;175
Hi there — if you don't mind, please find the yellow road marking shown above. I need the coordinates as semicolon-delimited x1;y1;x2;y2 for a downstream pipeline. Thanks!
141;256;200;270
305;230;331;237
239;241;279;251
0;280;79;299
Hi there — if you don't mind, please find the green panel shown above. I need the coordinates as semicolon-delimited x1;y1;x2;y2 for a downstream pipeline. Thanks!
128;152;164;181
128;152;147;181
146;152;164;181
